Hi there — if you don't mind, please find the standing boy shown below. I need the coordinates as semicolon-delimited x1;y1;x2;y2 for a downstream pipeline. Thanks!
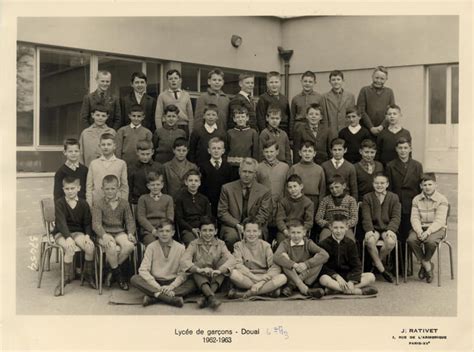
256;71;291;134
355;139;384;201
228;73;257;131
153;104;187;164
338;107;371;164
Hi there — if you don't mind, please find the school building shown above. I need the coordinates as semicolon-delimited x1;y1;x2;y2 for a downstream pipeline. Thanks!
16;16;459;236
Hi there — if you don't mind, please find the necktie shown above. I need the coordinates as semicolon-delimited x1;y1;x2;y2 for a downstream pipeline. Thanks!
99;91;105;99
242;187;250;220
173;91;179;100
214;160;220;169
335;160;340;169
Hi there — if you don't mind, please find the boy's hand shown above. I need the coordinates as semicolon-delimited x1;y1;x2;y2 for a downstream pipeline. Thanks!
211;270;222;278
283;229;289;237
261;274;272;282
294;263;308;273
385;230;397;241
65;237;76;252
235;224;244;237
250;281;265;294
128;233;136;244
191;228;200;237
160;285;175;297
151;228;158;236
336;275;349;291
102;234;115;249
420;231;430;241
370;127;381;135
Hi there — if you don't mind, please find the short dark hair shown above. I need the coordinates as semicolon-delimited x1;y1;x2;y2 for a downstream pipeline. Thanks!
203;104;219;115
146;171;163;183
330;213;348;224
345;106;360;116
331;138;346;149
208;137;224;148
157;220;175;230
164;104;180;115
232;105;249;115
239;73;254;81
166;69;181;79
63;138;80;151
386;104;402;114
266;103;281;116
287;219;304;229
102;174;119;186
130;71;147;83
208;69;224;79
267;71;280;79
360;139;377;150
329;70;344;80
300;140;316;151
129;104;144;114
396;137;411;147
91;104;109;114
306;103;323;115
286;174;303;185
373;66;388;76
184;169;201;181
62;176;80;186
301;71;316;80
243;218;261;230
421;172;437;183
173;137;189;149
136;139;153;151
262;138;279;150
100;132;115;142
200;216;216;229
373;172;389;182
328;174;346;186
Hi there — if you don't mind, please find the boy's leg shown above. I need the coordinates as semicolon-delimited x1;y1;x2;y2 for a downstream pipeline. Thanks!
72;232;96;288
319;274;344;293
282;267;308;295
406;230;425;264
54;234;76;296
258;274;287;295
130;274;158;297
180;230;198;247
99;234;119;268
192;273;218;309
173;277;197;297
300;264;323;287
115;233;135;265
380;231;397;262
354;272;376;289
229;269;254;290
421;229;445;262
365;232;384;271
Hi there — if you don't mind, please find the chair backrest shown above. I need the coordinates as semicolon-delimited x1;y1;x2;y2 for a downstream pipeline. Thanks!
40;198;55;235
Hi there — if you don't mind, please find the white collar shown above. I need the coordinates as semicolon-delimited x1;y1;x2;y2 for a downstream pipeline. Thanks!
290;239;304;247
130;123;141;129
331;234;342;243
65;160;80;171
210;158;222;166
331;158;344;167
348;125;362;134
204;123;218;133
239;90;252;100
99;155;117;161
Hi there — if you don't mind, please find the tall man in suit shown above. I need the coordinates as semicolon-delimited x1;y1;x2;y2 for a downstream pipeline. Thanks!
218;158;272;251
121;72;157;133
80;70;121;130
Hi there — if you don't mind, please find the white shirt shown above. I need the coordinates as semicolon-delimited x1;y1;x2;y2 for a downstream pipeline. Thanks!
239;90;252;102
210;158;223;168
204;123;218;134
65;160;80;171
290;239;304;247
331;158;344;169
134;91;144;104
348;125;362;134
130;123;142;129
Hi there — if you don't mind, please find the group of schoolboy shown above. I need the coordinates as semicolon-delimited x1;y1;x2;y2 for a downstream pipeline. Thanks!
51;65;449;310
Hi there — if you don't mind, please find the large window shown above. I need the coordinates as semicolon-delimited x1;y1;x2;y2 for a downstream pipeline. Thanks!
98;57;143;99
428;64;459;125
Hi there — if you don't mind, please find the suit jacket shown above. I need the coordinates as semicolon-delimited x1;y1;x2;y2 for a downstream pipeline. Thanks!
292;123;334;165
218;180;272;228
386;158;423;214
121;91;157;132
321;89;356;136
228;93;258;131
80;90;121;130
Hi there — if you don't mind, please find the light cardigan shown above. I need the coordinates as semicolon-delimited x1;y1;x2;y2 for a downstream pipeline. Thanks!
138;240;187;290
233;239;275;275
154;89;194;131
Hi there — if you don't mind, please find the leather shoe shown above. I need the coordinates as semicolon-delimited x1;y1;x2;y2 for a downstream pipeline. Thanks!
361;286;378;295
118;279;129;291
143;295;158;307
307;288;325;299
281;286;293;297
197;297;208;309
227;288;246;299
381;270;394;283
425;262;434;284
267;288;281;298
207;295;222;310
157;294;184;307
418;265;426;280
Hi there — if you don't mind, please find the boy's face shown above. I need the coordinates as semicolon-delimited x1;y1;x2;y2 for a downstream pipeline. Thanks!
329;182;346;197
96;73;111;92
330;221;348;241
299;146;316;163
372;70;387;88
137;149;153;163
164;112;179;127
208;74;224;91
64;144;80;163
200;224;217;243
396;143;411;160
287;181;304;199
203;110;218;126
167;72;182;90
386;108;401;125
99;138;115;156
147;178;164;195
289;225;305;243
233;112;249;127
346;112;361;127
360;147;376;162
91;111;108;126
102;181;119;199
63;182;80;200
267;76;281;94
306;108;322;126
157;224;174;242
263;144;278;163
185;175;201;193
131;77;147;94
331;144;346;160
301;76;315;92
239;77;254;94
208;142;225;160
266;112;281;129
243;223;261;243
373;176;389;193
173;145;188;161
129;111;145;126
421;180;437;196
329;75;344;91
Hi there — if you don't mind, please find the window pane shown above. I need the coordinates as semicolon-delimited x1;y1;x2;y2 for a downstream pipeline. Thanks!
200;68;211;92
17;43;35;146
428;65;447;124
39;49;90;145
451;65;459;124
181;63;198;92
255;75;267;96
98;57;142;99
17;150;64;172
222;70;240;95
146;62;161;99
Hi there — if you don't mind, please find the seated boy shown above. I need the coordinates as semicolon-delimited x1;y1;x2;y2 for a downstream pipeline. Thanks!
228;220;287;299
321;138;358;200
54;138;88;201
115;104;153;166
163;137;199;199
200;137;235;217
407;173;449;284
137;171;174;246
92;175;136;290
181;217;236;310
258;104;292;165
153;104;187;163
316;174;358;243
273;220;328;298
79;105;116;167
52;176;96;296
130;220;196;307
174;169;212;247
361;173;401;283
275;175;314;245
354;139;384;201
86;132;128;207
337;107;371;164
318;214;378;295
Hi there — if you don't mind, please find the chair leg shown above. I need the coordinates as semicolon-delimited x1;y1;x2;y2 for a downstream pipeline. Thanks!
80;252;85;286
404;242;408;283
60;250;65;296
94;247;99;291
395;241;399;285
437;243;441;287
99;248;104;295
37;241;45;272
361;239;365;272
447;241;454;279
37;246;49;288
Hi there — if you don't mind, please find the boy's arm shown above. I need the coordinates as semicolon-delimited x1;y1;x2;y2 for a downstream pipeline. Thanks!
251;130;260;161
119;162;129;202
361;196;375;233
115;129;124;159
80;95;91;129
315;197;328;228
255;97;267;133
410;198;423;235
387;194;402;233
217;242;236;274
258;132;266;162
427;198;449;235
91;204;106;238
275;200;288;233
303;200;315;232
305;240;329;268
254;189;272;226
347;197;359;229
127;167;134;203
138;245;162;290
124;201;136;235
137;197;156;233
54;200;71;238
86;164;94;207
180;241;198;273
273;241;295;269
154;95;164;130
232;243;253;276
284;134;292;165
356;88;373;130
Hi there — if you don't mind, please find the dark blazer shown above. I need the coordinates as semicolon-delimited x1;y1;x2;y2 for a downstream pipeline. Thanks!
386;158;423;214
361;191;401;233
121;91;157;133
228;93;258;131
217;180;272;228
80;90;121;130
292;122;334;165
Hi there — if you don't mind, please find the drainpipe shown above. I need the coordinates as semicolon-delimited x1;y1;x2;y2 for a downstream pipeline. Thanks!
278;46;294;96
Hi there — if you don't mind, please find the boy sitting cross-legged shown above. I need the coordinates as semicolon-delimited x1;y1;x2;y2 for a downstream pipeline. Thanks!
181;217;236;310
92;175;136;291
274;220;329;298
318;214;378;296
52;176;96;296
228;220;287;299
130;220;196;307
